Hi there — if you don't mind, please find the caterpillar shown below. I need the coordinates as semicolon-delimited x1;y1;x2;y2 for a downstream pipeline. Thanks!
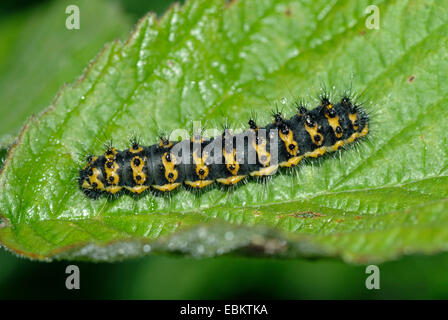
79;95;369;198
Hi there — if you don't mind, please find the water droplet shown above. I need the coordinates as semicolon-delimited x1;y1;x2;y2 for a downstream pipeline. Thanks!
143;244;151;253
198;227;207;239
280;97;287;105
196;244;205;254
207;234;216;243
225;231;234;241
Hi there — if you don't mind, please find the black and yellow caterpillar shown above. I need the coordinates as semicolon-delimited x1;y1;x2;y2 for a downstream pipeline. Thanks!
79;96;369;198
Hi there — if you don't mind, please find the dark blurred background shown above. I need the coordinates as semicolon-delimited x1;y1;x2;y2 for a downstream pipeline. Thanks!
1;0;448;299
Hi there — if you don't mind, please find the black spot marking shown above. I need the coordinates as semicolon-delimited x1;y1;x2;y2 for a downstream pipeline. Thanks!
306;117;314;127
248;119;257;130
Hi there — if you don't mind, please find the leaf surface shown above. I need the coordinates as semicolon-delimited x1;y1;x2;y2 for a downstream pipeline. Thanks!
1;0;447;263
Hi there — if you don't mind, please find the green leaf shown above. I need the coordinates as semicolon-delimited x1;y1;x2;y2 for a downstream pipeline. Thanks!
1;0;447;264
